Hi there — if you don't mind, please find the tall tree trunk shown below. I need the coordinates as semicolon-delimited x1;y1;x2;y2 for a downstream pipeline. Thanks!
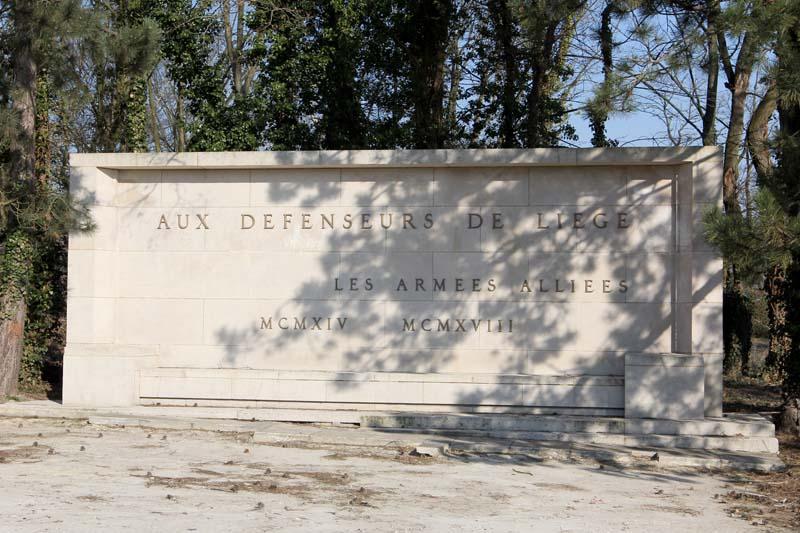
124;77;148;152
320;2;365;150
0;0;37;398
776;19;800;434
764;266;790;377
408;0;453;149
701;0;720;146
148;76;162;152
0;290;26;397
175;84;186;151
526;22;557;147
719;29;758;375
719;32;756;215
589;1;615;147
445;31;462;142
746;79;777;183
489;0;517;148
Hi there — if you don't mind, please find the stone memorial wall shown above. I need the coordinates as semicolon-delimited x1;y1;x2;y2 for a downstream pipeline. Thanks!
64;148;723;420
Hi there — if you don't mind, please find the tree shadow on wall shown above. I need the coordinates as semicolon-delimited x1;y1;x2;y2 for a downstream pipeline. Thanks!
206;150;718;420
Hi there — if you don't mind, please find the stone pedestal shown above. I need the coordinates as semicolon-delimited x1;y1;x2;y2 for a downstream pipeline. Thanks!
624;353;705;420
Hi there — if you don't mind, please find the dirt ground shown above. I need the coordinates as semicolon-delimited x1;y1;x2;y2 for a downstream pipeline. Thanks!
722;377;800;531
0;416;785;533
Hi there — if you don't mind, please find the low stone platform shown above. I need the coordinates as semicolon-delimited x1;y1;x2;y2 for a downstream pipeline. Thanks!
0;400;781;471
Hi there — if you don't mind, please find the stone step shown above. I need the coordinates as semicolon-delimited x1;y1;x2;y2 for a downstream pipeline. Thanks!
360;413;775;438
625;434;780;454
376;427;779;454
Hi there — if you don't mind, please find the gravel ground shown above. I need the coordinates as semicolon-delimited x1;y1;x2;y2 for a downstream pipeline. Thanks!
0;416;774;532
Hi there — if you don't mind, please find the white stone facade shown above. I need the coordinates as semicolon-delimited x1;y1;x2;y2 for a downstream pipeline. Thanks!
64;148;723;420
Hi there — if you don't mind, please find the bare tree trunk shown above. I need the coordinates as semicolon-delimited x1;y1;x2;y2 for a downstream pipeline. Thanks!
0;293;26;397
746;79;777;182
719;32;756;215
147;75;162;152
176;84;186;151
445;31;462;142
701;0;720;146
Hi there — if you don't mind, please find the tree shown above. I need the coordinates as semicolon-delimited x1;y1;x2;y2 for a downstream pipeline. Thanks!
516;0;583;147
88;0;160;152
705;0;800;434
406;0;454;148
0;0;90;397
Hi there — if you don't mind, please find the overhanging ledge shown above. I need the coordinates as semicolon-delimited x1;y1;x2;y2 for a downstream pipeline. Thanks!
69;146;722;170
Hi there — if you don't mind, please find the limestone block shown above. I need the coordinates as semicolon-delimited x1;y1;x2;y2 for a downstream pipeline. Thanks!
67;250;116;298
479;205;671;253
233;378;328;402
423;381;525;406
69;206;118;251
162;169;250;207
66;297;115;344
136;152;198;167
702;353;724;417
117;251;337;300
351;348;528;375
197;150;308;168
340;168;434;207
692;203;716;252
71;166;117;207
623;253;671;302
434;167;528;207
63;350;157;406
572;382;625;409
202;298;383;357
692;253;724;304
692;147;724;205
251;169;341;207
116;298;204;345
626;165;675;206
140;374;232;400
524;251;627;302
692;303;724;353
385;207;480;253
383;300;482;351
625;353;705;420
321;149;448;168
117;207;205;251
432;250;528;301
206;207;387;253
115;170;162;207
527;350;624;376
529;166;626;206
342;251;434;301
325;380;424;404
444;147;569;166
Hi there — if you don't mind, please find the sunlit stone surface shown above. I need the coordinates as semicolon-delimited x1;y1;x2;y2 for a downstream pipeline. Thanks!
64;148;722;420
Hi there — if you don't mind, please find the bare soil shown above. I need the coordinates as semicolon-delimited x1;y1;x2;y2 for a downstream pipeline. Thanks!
0;417;766;532
723;377;800;531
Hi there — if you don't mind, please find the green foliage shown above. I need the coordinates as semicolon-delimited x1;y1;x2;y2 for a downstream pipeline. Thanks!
704;191;800;285
0;231;34;311
87;2;161;151
19;236;67;391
